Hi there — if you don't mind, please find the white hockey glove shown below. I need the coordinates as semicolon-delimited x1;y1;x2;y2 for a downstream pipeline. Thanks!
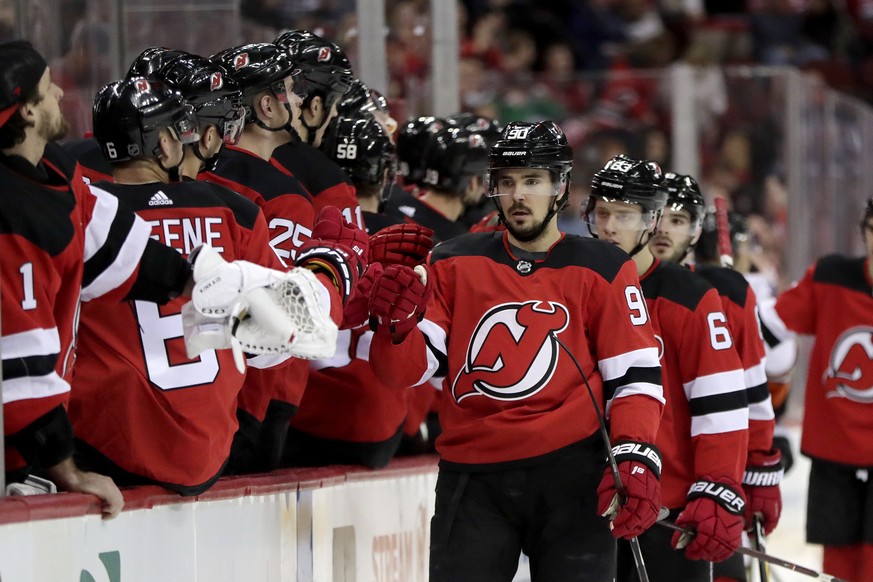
185;245;338;364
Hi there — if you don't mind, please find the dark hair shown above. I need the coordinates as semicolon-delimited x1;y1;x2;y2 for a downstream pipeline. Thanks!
0;88;44;149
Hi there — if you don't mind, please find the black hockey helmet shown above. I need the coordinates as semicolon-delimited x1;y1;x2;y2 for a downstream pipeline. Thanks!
337;78;390;117
275;31;354;113
421;125;489;195
320;115;396;190
662;171;705;228
586;154;666;215
211;43;303;124
157;55;245;145
396;115;448;187
487;120;573;194
92;77;199;164
126;47;192;79
447;112;502;148
696;207;750;263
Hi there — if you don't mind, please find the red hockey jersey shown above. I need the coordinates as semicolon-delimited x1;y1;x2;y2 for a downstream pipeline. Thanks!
69;179;286;491
696;265;774;459
764;255;873;465
370;231;665;468
1;144;148;468
641;260;749;508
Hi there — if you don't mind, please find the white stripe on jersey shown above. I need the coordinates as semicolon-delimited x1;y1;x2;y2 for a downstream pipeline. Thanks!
683;368;746;400
418;318;448;388
691;407;749;436
749;395;776;421
2;372;69;404
311;329;354;371
0;327;61;359
81;185;152;301
744;360;767;391
605;382;665;417
599;346;664;399
758;297;794;343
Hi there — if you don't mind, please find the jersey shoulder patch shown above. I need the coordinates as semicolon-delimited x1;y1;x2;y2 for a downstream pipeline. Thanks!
644;261;715;312
695;264;749;308
814;254;869;293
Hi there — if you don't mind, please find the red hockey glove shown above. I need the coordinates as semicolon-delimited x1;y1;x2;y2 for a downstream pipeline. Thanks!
596;441;663;540
468;210;504;233
742;449;783;535
340;262;384;329
295;207;369;305
673;477;746;562
369;223;434;267
368;264;432;340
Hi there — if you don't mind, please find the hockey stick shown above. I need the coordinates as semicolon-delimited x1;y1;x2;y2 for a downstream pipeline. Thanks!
555;337;650;582
655;509;846;582
713;196;734;269
751;515;770;582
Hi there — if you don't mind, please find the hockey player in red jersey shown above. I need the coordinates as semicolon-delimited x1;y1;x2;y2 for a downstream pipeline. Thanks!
649;174;781;582
367;121;665;581
271;31;363;228
758;197;873;582
68;76;318;495
585;156;749;581
0;41;305;516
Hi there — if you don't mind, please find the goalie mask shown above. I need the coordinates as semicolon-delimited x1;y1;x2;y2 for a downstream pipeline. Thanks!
650;172;706;262
92;77;199;181
320;115;396;195
584;154;666;256
486;120;574;242
211;43;305;133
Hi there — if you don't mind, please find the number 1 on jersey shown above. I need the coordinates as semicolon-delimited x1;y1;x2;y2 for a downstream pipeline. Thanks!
20;262;37;310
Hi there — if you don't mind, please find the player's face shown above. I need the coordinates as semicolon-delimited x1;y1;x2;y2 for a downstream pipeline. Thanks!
590;199;649;254
493;167;560;240
282;75;303;126
650;207;698;263
34;69;69;142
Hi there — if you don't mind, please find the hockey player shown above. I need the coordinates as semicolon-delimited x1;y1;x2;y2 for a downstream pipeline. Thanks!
67;77;311;495
757;197;873;582
0;41;305;516
284;115;433;468
366;121;665;581
584;156;749;581
649;174;782;582
271;31;362;227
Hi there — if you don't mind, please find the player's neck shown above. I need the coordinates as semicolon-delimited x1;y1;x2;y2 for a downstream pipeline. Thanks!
113;161;170;185
632;245;656;277
237;128;289;161
358;194;380;213
2;132;46;166
507;222;561;253
417;188;465;221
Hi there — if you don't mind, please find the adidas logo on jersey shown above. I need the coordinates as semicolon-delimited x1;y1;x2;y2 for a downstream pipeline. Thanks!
148;191;173;206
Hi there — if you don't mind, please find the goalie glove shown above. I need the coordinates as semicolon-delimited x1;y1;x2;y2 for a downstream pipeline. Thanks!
368;264;432;340
596;441;662;539
673;477;746;562
295;206;369;305
186;246;338;362
369;223;434;267
742;448;783;535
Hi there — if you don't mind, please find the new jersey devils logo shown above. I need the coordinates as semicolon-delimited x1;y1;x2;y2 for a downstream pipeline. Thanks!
135;79;150;94
317;47;331;62
451;301;570;403
825;326;873;402
210;72;223;91
233;53;249;70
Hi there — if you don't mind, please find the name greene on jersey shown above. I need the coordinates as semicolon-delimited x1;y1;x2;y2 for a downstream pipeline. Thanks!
145;215;226;256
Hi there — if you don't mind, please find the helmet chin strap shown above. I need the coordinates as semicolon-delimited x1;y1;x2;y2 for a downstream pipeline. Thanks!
628;230;655;257
192;142;221;173
156;147;184;182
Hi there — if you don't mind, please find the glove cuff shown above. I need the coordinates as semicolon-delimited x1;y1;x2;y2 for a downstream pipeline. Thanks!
295;244;355;304
743;462;784;488
687;479;746;516
611;440;662;480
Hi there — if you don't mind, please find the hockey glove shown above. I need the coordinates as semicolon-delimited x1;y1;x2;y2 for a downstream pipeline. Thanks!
596;441;663;539
368;264;432;340
742;448;783;535
294;207;368;305
341;262;384;329
673;477;746;562
369;223;434;267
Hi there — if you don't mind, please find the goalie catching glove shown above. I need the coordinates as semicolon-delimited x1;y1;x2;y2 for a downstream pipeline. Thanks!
368;264;432;340
295;206;369;305
596;440;662;539
672;476;746;562
185;245;338;369
369;223;434;267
